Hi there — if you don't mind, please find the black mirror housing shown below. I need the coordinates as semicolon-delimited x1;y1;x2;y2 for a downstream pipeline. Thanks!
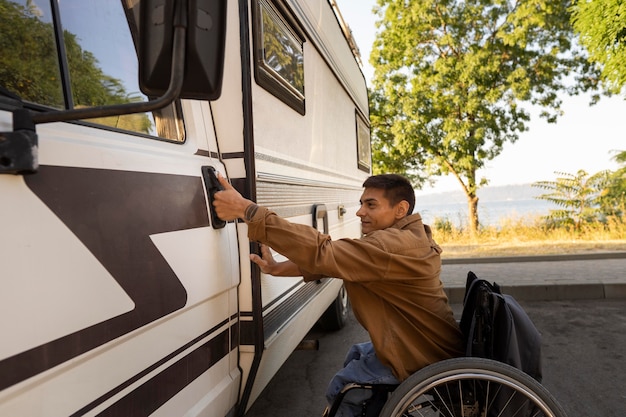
139;0;227;100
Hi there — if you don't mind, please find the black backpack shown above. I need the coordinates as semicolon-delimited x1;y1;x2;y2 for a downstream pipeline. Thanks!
459;271;543;382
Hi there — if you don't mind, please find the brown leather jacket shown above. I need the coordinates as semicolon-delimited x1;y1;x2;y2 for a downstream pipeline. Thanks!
246;208;464;380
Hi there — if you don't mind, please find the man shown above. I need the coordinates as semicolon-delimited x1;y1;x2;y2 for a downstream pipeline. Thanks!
213;173;463;416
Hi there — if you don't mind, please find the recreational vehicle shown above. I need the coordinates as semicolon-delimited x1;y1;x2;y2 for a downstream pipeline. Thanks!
0;0;370;415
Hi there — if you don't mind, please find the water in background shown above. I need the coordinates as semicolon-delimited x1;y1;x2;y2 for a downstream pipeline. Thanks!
415;184;557;228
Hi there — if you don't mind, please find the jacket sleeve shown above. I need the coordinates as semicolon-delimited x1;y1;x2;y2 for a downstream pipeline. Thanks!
245;206;439;282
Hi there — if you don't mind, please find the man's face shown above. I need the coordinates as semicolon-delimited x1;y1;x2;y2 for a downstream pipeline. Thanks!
356;188;405;235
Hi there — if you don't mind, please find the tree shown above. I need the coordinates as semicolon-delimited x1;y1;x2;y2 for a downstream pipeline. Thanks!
599;150;626;216
369;0;600;235
533;169;610;230
571;0;626;94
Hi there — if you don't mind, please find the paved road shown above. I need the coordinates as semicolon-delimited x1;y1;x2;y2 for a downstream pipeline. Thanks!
245;255;626;417
247;299;626;417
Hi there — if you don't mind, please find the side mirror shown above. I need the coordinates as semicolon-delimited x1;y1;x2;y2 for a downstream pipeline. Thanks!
139;0;227;100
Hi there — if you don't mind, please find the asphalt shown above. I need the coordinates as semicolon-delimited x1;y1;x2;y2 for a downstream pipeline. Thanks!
440;251;626;303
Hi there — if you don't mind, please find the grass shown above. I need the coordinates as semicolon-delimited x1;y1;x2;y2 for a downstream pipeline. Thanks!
433;214;626;259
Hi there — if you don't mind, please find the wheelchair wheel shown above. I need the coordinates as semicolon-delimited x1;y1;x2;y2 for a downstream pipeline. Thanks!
379;357;567;417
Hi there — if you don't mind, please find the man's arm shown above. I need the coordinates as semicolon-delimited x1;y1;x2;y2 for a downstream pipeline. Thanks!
212;174;303;277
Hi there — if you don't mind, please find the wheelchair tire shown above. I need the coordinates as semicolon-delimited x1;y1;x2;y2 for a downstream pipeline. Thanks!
379;357;567;417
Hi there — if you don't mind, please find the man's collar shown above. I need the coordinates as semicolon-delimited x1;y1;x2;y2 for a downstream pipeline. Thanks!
392;212;423;230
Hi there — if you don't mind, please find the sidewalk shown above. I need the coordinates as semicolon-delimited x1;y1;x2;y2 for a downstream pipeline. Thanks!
440;252;626;303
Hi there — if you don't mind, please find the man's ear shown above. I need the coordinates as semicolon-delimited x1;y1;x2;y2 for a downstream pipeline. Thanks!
395;200;410;219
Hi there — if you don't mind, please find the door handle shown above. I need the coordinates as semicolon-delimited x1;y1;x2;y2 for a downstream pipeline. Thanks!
312;204;329;234
201;166;226;229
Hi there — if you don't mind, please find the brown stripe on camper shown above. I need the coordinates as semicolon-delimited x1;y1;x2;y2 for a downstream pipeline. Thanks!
71;322;235;416
0;166;209;390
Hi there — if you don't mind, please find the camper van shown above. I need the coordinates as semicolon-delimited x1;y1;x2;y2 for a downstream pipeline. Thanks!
0;0;370;415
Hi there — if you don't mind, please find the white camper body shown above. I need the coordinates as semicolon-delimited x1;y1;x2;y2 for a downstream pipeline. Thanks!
0;0;369;416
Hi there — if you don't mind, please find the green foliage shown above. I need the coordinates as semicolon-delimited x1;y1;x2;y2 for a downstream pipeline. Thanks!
433;216;455;234
598;150;626;215
369;0;601;233
571;0;626;94
533;169;611;230
0;0;64;107
63;31;128;108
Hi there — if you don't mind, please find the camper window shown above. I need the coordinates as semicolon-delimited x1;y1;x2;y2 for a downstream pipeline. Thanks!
356;112;371;172
253;0;306;115
0;0;184;142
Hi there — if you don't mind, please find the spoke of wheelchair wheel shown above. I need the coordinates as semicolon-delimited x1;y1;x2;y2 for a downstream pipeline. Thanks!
432;385;456;417
488;384;533;417
485;380;502;412
484;381;491;417
505;391;532;417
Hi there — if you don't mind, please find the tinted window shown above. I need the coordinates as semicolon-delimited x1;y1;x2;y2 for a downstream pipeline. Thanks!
0;0;184;141
253;0;305;114
0;0;64;108
356;112;371;173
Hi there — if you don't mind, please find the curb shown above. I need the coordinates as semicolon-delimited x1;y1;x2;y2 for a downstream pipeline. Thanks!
442;252;626;303
445;282;626;304
442;251;626;265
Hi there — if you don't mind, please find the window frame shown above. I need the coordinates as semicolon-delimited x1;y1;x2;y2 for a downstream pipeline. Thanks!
356;111;371;173
252;0;306;115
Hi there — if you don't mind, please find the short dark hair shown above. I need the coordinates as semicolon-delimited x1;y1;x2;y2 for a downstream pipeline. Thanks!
363;174;415;214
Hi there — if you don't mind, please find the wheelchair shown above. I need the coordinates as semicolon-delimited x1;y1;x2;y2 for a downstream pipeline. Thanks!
325;272;568;417
326;356;567;417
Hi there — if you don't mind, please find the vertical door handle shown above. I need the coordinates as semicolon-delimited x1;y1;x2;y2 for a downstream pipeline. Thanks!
202;166;227;229
312;204;329;234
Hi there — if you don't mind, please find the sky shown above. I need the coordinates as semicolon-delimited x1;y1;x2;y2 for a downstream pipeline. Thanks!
334;0;626;194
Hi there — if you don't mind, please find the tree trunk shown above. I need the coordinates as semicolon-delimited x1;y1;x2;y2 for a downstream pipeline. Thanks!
467;194;479;237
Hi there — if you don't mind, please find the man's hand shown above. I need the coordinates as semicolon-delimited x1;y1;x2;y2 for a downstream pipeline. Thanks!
212;172;254;221
250;244;302;277
249;244;277;274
